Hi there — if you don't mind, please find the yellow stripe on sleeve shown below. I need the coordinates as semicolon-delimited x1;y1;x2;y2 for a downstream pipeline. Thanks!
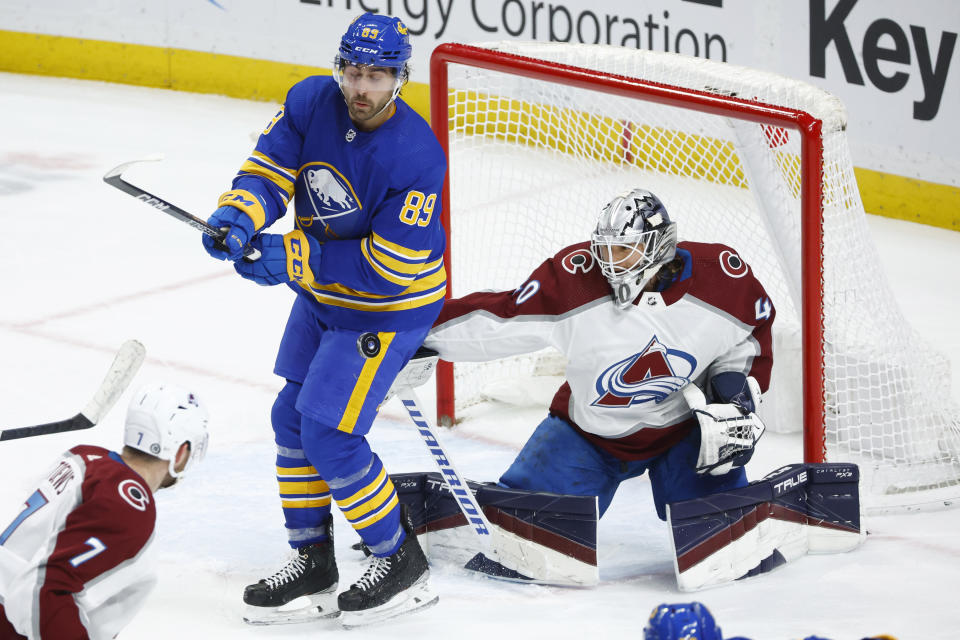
360;238;416;286
367;242;441;276
371;231;432;260
239;153;296;202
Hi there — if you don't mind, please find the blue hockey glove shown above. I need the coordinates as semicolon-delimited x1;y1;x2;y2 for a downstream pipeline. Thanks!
234;230;323;286
202;205;257;261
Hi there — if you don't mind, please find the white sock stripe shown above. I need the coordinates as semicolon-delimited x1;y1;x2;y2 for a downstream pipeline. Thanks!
287;525;328;542
327;456;376;491
276;445;307;459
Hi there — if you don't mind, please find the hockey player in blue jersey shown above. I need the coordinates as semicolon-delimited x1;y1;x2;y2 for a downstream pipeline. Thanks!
643;601;895;640
201;13;446;627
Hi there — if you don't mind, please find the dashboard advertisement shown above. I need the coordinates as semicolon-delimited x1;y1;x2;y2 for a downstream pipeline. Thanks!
1;0;957;214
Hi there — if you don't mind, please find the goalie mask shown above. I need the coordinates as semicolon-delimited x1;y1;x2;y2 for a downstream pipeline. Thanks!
124;383;210;480
590;188;677;309
334;13;411;105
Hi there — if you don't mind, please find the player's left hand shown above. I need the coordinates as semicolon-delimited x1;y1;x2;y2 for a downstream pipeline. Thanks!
202;205;256;261
234;230;322;286
683;378;765;475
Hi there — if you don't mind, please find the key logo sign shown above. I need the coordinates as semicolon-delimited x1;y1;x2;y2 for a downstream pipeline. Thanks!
592;336;697;407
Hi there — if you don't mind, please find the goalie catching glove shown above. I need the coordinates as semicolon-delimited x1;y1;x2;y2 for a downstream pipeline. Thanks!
682;376;765;476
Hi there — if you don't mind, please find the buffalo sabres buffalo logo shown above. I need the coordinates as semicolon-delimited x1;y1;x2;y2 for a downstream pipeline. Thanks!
297;162;360;227
592;336;696;407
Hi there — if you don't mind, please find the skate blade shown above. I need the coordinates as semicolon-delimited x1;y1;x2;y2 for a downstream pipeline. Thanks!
243;590;339;625
339;578;438;629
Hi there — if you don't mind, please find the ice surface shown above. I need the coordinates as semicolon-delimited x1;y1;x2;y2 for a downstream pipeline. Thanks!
1;72;959;639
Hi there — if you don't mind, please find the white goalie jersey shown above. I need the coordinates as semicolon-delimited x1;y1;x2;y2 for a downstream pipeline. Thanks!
424;240;775;460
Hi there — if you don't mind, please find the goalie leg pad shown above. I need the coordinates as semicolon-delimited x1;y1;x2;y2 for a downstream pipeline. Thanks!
667;463;864;591
390;470;599;586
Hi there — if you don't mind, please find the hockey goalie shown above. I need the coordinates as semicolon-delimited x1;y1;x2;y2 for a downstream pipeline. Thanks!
388;187;864;590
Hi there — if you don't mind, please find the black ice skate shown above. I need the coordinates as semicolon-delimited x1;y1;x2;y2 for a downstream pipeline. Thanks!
338;505;438;628
242;516;339;625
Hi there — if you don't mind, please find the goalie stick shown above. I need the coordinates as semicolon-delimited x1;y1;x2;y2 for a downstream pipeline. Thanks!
103;157;258;259
1;340;146;441
395;385;498;559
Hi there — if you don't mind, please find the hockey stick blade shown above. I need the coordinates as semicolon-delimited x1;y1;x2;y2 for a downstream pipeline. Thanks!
1;340;146;441
103;158;257;258
396;386;497;557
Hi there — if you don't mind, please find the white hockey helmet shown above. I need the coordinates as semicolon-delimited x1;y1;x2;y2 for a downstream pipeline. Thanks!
124;383;209;479
590;188;678;309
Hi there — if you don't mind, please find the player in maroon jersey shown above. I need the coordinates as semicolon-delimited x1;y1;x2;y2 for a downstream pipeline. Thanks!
421;187;773;520
0;383;208;640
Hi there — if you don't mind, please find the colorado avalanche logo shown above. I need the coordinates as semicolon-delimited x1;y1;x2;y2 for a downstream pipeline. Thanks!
298;163;360;227
592;336;696;407
118;479;150;512
719;250;749;278
561;248;595;274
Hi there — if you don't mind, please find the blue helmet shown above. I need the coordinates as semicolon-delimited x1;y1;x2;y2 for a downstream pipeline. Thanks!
336;13;411;72
644;602;723;640
334;13;411;103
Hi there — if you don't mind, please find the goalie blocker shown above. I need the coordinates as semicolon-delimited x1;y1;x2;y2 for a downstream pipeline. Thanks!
667;462;864;591
387;472;599;587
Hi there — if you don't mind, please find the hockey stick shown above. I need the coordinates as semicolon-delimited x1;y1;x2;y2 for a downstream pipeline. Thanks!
1;340;146;441
395;386;498;558
103;157;258;259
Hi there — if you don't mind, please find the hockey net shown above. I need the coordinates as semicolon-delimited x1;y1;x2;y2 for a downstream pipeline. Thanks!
428;42;960;512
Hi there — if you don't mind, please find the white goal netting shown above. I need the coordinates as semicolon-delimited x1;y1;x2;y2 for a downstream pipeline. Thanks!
432;41;960;512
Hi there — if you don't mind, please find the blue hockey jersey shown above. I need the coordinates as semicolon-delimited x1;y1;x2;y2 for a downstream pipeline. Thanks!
228;75;447;330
